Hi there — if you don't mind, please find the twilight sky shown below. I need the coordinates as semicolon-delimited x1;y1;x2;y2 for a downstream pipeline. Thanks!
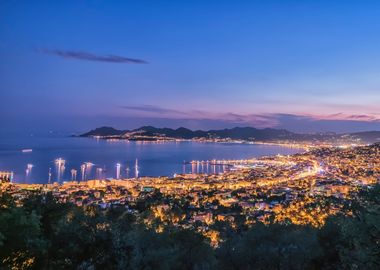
2;0;380;134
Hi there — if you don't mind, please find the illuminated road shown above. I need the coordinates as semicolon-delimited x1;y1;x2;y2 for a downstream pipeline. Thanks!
256;159;321;187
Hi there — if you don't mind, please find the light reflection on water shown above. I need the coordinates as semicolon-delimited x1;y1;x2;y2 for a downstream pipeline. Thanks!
0;136;304;184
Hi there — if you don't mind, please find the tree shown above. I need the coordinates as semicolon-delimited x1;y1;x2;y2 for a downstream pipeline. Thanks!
47;205;114;269
217;223;322;270
0;201;45;269
128;226;215;270
338;185;380;269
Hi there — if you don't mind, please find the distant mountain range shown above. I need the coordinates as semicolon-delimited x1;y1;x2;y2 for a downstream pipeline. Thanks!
79;126;380;144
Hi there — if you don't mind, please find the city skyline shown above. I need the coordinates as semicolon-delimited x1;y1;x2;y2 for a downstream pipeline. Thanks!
2;0;380;134
1;2;380;268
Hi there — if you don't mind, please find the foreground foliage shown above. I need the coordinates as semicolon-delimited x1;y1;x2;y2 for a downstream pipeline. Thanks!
0;185;379;269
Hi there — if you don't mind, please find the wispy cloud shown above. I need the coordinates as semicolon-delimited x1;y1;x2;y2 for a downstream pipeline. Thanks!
36;48;148;64
305;113;380;122
121;105;187;115
119;104;380;132
120;105;280;128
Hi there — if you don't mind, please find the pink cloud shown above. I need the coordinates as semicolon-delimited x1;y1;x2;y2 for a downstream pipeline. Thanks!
120;104;380;131
304;113;380;122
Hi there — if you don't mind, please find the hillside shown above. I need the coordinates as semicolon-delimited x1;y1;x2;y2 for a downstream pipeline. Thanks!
79;126;380;144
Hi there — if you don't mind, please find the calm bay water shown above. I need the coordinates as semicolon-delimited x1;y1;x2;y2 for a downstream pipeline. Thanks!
0;135;304;184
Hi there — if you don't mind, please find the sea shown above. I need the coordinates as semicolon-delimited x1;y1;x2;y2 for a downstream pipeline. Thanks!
0;135;304;184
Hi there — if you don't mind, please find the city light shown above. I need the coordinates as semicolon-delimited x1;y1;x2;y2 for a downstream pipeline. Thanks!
116;163;121;179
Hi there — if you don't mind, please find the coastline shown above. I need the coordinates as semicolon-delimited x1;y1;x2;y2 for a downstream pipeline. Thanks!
4;135;368;185
85;135;312;150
